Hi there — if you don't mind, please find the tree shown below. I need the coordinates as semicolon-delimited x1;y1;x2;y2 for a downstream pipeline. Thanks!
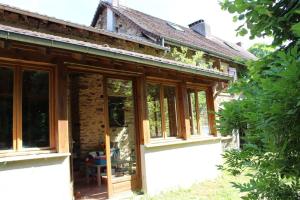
218;0;300;199
248;43;275;59
171;47;212;68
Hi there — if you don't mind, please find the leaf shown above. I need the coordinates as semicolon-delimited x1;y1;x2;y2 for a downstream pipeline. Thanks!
239;28;248;36
291;22;300;37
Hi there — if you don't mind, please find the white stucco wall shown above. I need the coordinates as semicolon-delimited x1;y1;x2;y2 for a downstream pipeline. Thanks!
0;154;72;200
141;138;223;195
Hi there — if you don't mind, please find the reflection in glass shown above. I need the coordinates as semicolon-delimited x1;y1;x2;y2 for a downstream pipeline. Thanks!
0;67;14;150
146;84;162;138
198;91;209;135
164;86;178;137
22;70;50;148
107;78;136;179
188;90;198;135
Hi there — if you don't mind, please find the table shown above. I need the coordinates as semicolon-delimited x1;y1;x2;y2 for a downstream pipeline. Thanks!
85;163;106;187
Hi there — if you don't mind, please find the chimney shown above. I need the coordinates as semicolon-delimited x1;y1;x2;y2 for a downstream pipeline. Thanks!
188;19;211;37
106;0;119;6
236;42;242;47
105;0;119;32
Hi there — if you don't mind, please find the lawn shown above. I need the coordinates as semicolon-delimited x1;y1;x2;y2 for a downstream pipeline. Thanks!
131;172;248;200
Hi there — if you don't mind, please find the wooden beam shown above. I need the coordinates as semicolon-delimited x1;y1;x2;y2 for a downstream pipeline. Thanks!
103;76;113;198
136;76;150;145
207;87;217;136
178;82;190;139
55;63;69;153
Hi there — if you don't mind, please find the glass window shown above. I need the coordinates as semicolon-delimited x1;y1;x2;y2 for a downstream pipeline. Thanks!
198;91;209;136
146;83;178;139
188;90;198;135
107;78;137;179
146;84;162;138
164;86;178;137
188;89;210;136
22;70;50;148
0;67;14;150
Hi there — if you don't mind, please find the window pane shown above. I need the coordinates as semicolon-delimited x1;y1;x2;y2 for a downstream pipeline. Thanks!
22;70;50;148
188;90;198;135
198;91;209;136
0;67;14;150
107;78;137;178
146;84;162;138
164;86;178;137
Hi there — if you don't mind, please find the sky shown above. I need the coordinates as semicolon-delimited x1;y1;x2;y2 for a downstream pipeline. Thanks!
0;0;271;49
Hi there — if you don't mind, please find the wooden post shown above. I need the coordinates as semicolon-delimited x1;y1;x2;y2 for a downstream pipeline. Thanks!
178;82;190;139
55;63;69;153
136;76;150;145
207;87;217;136
103;77;113;197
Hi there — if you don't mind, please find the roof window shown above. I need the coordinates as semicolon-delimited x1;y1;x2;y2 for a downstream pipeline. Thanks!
167;22;184;32
224;42;239;52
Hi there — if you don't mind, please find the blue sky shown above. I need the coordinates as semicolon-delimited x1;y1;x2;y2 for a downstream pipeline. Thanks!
0;0;271;49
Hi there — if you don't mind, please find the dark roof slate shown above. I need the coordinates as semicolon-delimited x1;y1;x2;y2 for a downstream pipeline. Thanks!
97;3;256;61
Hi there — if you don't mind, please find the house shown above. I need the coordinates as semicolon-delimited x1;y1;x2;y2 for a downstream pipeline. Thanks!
0;1;254;199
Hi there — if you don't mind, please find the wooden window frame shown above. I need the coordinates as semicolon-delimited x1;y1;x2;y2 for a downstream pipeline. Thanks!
146;79;181;140
0;63;55;155
187;85;215;137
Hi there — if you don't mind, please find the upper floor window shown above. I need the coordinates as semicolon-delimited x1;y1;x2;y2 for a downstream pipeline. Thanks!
146;82;179;139
0;65;53;152
187;88;210;136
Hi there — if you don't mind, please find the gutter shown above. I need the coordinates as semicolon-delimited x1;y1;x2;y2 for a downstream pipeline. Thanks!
0;29;233;81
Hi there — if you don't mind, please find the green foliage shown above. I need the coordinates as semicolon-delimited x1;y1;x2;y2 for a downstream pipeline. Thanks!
248;43;275;59
171;47;212;68
221;0;300;46
219;0;300;199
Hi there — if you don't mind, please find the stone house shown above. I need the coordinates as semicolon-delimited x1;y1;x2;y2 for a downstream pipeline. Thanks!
0;1;254;199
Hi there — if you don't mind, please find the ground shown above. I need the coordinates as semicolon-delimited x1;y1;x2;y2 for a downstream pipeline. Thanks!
131;172;248;200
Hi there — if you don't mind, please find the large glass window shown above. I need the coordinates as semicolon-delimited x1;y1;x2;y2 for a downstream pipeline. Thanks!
22;70;50;148
0;67;14;150
107;78;137;179
147;83;178;139
188;89;210;136
147;84;162;138
0;65;52;152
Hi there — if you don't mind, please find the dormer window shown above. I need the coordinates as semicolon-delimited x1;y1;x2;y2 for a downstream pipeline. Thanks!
167;22;184;32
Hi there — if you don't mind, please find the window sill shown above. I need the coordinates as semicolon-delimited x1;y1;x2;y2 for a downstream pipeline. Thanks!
0;152;70;163
145;136;222;148
221;136;233;141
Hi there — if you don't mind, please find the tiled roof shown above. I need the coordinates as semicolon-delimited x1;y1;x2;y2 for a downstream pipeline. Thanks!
0;3;168;50
0;24;233;80
96;3;256;61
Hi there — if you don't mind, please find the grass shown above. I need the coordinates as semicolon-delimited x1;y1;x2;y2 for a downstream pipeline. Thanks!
131;172;248;200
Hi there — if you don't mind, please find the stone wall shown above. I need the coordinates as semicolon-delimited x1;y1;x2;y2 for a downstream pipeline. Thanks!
0;8;164;56
69;73;105;158
69;74;136;162
96;8;145;38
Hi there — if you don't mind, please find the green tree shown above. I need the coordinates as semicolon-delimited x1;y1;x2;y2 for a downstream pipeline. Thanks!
171;47;212;68
218;0;300;199
248;43;275;59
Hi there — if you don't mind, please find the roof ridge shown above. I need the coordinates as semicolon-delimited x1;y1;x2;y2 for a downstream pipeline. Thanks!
116;4;187;29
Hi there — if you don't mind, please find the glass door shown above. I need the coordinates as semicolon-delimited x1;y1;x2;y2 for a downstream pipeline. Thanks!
106;78;138;193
